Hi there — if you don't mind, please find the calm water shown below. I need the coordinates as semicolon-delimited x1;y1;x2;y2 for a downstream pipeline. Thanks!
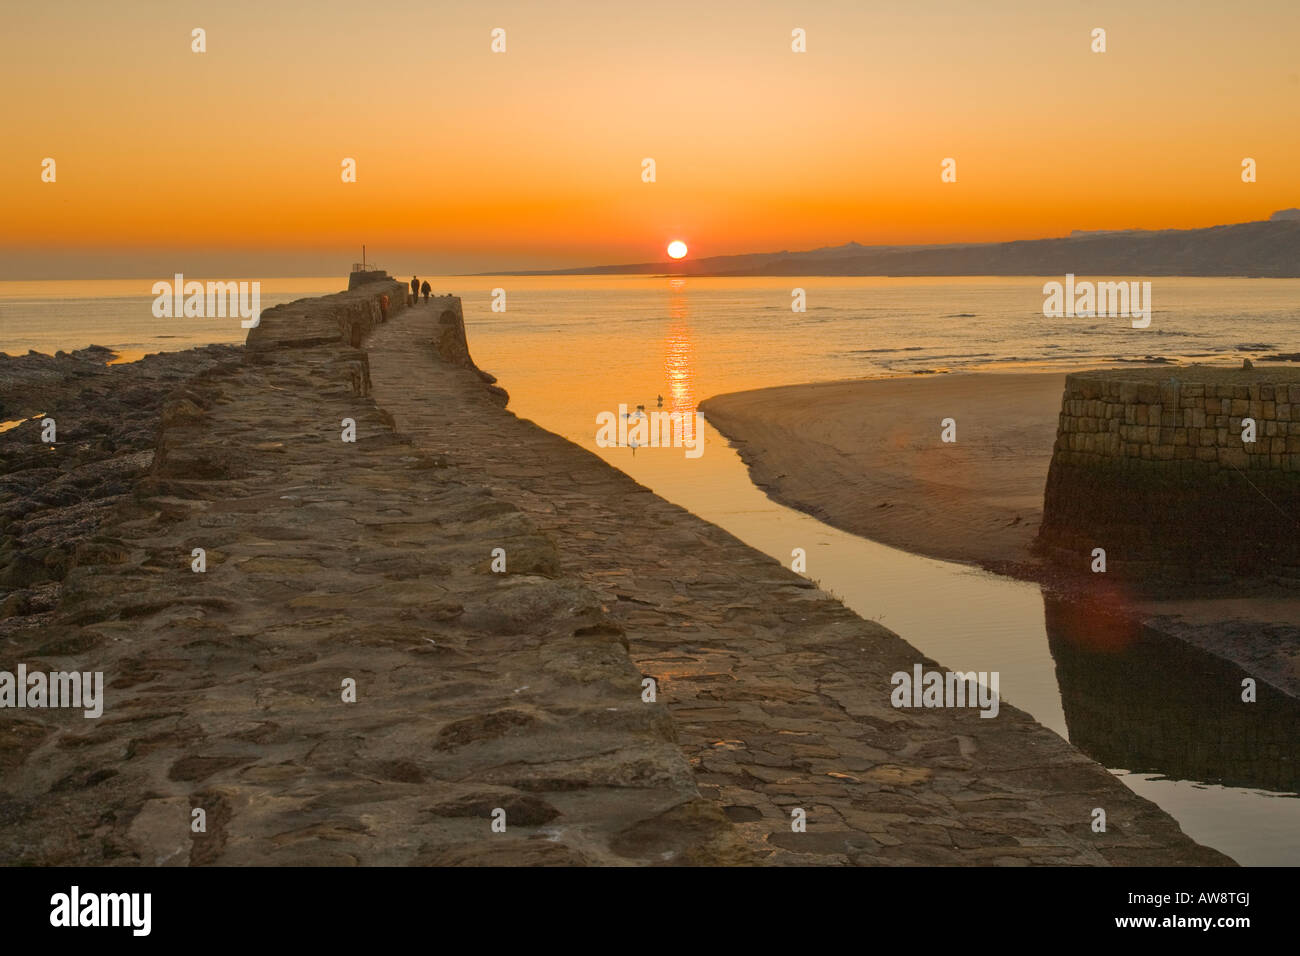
0;278;341;361
4;275;1298;864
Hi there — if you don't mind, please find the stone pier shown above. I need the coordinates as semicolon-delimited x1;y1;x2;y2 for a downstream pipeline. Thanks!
1037;367;1300;586
0;282;1232;866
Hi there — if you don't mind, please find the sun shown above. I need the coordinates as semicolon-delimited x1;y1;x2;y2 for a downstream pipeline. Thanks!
667;240;688;260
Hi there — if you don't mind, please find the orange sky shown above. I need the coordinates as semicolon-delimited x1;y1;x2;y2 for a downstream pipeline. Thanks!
2;0;1298;277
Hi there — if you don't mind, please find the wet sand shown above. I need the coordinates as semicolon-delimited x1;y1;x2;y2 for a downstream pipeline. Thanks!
701;374;1065;570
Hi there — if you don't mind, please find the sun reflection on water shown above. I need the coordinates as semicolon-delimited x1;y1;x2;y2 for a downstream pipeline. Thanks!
663;278;696;440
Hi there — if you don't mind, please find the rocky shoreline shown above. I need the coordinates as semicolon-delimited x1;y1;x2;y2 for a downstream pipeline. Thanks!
1;345;242;624
0;284;1230;866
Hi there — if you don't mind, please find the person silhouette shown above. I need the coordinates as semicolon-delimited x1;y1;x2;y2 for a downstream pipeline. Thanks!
421;280;431;303
410;276;419;304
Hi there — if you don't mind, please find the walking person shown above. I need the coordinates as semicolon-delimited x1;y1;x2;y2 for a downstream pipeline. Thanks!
421;280;431;303
410;276;419;305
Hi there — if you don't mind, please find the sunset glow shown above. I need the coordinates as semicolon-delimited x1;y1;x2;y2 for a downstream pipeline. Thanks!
4;0;1299;888
1;0;1298;278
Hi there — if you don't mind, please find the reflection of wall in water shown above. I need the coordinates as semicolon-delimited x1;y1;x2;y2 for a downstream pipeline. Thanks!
1043;595;1300;794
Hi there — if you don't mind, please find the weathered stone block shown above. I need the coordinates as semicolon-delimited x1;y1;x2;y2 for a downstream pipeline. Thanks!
1219;447;1248;468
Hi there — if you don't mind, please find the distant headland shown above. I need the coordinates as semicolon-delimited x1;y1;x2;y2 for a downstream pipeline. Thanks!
489;213;1300;278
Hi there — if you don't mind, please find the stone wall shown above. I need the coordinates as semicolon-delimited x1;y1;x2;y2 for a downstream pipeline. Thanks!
247;277;406;356
1037;366;1300;585
347;269;390;290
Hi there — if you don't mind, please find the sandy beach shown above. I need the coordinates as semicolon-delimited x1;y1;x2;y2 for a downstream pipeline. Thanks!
701;373;1066;572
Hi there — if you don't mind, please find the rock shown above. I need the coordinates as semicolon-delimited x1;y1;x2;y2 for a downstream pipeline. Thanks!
0;344;239;620
424;788;560;826
415;839;590;866
434;708;543;750
610;799;758;865
0;591;29;617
